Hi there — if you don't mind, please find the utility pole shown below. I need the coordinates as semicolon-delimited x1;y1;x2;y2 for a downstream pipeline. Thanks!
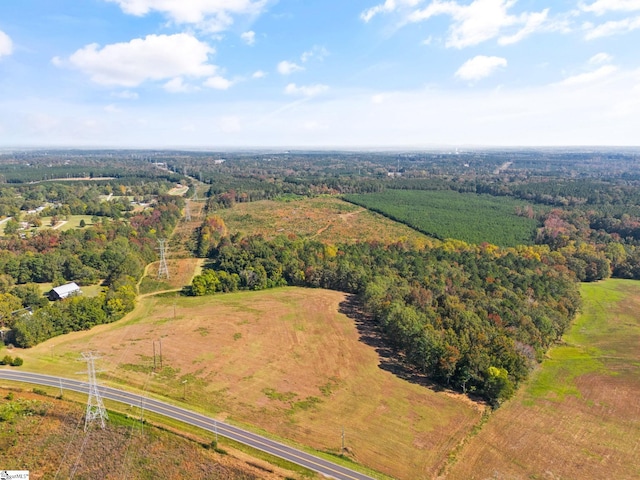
159;338;163;370
81;352;108;430
341;426;345;455
153;341;157;371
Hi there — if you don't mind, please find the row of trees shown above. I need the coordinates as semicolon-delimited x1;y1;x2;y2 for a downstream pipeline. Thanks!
189;233;581;405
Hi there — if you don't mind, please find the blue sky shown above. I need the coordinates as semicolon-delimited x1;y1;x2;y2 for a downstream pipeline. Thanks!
0;0;639;148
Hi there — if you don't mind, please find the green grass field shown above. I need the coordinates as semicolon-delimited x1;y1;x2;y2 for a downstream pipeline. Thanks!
343;190;538;247
448;278;640;479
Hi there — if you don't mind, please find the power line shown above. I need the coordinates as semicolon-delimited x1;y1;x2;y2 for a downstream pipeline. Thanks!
157;239;169;279
80;352;108;430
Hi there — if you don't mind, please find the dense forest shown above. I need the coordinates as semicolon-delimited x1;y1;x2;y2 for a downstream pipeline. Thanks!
2;148;640;406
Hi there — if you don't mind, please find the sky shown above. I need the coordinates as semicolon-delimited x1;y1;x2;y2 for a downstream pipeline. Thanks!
0;0;639;148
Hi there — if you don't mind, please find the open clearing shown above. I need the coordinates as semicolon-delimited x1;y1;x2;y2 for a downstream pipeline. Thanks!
216;196;433;245
14;287;481;480
448;278;640;479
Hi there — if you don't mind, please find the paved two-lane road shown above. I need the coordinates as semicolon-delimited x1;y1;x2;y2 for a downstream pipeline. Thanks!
0;370;376;480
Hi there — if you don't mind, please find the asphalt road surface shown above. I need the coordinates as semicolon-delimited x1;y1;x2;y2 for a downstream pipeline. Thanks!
0;370;376;480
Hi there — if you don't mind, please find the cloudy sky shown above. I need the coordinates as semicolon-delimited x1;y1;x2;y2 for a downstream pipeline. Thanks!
0;0;639;148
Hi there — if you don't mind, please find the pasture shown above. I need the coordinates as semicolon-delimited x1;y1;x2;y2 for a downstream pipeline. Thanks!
448;278;640;479
216;196;433;246
343;190;537;247
14;287;482;480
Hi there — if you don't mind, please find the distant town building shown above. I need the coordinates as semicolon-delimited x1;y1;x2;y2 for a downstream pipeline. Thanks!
49;282;82;300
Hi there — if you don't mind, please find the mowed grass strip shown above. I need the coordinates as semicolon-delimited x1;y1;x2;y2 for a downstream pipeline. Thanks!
13;287;481;480
447;279;640;480
343;190;537;247
216;196;433;246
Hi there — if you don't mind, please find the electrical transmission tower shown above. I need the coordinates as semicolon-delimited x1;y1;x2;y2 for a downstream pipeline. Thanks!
158;239;169;279
81;352;108;430
185;201;192;221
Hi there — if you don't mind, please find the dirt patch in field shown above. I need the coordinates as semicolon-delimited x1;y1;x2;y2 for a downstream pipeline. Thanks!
24;288;481;480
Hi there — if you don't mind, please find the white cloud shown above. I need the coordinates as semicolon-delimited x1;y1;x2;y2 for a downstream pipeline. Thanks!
365;0;553;48
105;0;268;32
556;65;618;86
0;30;13;58
455;55;507;81
277;60;304;75
284;83;329;97
301;46;329;62
204;75;233;90
361;0;422;22
164;77;194;93
589;52;613;64
252;70;266;78
112;90;139;99
65;33;215;87
498;9;549;45
372;94;385;104
584;15;640;38
241;31;256;45
408;0;553;48
580;0;640;15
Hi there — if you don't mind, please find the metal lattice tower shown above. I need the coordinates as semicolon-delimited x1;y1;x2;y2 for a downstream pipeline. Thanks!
81;352;108;430
158;239;169;279
185;201;192;221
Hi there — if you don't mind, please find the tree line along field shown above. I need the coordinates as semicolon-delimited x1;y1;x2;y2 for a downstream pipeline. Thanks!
448;278;640;479
11;288;482;480
343;190;538;247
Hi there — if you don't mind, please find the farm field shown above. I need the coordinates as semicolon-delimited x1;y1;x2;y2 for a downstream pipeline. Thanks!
343;190;537;247
12;287;483;480
216;196;434;245
448;278;640;479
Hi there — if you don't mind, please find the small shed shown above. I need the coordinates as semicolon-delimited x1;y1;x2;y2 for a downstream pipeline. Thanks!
49;282;82;301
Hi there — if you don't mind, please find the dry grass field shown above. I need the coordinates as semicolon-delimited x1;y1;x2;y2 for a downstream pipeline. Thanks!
447;278;640;480
0;387;297;479
217;196;434;245
14;287;482;480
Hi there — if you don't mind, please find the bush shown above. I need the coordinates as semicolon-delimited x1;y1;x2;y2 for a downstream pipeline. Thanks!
11;357;23;366
0;355;12;366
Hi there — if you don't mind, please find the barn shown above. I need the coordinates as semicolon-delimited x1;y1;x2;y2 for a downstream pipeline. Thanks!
49;282;82;300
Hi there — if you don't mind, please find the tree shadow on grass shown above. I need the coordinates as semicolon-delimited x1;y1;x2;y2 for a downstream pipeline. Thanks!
338;294;445;393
